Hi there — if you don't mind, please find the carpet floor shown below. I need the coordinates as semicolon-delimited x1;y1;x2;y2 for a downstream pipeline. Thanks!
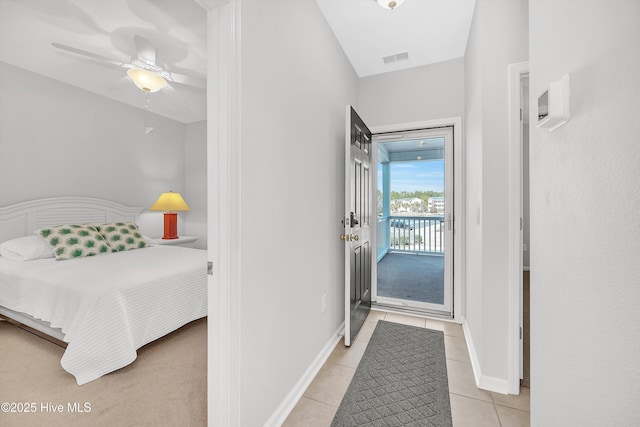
377;253;444;305
331;321;452;427
0;318;207;427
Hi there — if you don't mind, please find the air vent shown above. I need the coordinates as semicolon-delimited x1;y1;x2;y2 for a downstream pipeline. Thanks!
382;51;409;65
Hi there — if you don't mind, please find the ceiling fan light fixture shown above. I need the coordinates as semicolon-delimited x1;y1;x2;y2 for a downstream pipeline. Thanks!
127;67;167;93
376;0;405;10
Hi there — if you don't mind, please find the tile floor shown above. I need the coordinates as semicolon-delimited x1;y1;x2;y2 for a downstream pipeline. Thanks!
283;310;530;427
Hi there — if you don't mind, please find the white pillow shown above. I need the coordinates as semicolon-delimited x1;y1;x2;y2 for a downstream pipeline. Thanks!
0;235;55;261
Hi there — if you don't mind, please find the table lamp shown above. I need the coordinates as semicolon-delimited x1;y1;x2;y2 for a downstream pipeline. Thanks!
149;191;190;239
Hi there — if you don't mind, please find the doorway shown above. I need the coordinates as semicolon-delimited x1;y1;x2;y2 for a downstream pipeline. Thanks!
372;127;454;317
508;61;529;394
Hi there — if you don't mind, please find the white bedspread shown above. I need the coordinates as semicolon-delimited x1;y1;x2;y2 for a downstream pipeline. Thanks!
0;245;207;384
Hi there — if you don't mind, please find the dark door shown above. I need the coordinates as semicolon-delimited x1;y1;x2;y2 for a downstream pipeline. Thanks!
343;106;372;346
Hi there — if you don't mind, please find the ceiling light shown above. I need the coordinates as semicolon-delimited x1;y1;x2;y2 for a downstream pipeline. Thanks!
376;0;405;10
127;68;167;92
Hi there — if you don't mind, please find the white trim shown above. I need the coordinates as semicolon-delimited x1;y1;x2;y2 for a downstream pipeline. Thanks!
264;322;345;427
370;117;464;324
462;320;510;394
344;106;352;346
207;1;242;425
507;61;529;395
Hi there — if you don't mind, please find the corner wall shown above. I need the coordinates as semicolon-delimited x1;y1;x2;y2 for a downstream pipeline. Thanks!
184;120;207;249
529;1;640;423
463;0;528;391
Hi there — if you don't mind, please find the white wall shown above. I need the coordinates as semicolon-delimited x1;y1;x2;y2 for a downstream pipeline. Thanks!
358;57;465;128
0;61;206;242
237;0;358;424
184;120;207;249
463;0;528;390
529;1;640;424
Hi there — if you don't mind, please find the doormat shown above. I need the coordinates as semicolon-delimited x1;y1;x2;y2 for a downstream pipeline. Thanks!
331;321;452;427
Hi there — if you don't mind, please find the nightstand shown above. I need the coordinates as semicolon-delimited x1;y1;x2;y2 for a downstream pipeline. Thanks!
150;236;198;246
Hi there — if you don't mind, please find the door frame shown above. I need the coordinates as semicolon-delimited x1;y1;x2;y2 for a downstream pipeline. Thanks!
370;117;464;323
507;61;529;395
204;0;242;425
372;126;454;315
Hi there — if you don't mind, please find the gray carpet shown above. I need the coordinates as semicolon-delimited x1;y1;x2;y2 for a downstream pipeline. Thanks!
377;253;444;305
331;321;452;427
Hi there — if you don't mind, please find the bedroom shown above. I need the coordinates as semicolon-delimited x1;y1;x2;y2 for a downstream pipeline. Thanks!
0;0;208;425
2;0;640;426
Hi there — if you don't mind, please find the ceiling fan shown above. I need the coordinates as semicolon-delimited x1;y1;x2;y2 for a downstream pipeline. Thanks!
51;35;205;93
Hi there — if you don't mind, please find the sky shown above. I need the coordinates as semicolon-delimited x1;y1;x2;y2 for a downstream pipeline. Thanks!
378;160;445;193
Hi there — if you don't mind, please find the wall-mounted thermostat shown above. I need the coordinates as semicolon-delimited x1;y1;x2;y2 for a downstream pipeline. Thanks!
537;74;570;131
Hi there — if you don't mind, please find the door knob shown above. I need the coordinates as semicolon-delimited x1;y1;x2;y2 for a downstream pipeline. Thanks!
340;233;348;241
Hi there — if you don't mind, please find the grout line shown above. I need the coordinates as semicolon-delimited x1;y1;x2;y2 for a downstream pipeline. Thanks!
494;401;504;427
300;395;340;408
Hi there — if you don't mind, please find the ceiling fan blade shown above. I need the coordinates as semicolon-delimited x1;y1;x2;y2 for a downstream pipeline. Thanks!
167;71;206;89
51;42;128;68
133;35;157;65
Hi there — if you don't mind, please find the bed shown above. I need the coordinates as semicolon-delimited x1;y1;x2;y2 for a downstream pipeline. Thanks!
0;197;207;385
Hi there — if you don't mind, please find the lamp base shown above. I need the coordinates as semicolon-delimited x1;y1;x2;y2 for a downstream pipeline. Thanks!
162;212;179;240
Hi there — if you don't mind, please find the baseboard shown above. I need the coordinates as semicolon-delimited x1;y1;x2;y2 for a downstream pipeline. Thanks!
264;321;345;427
462;320;511;395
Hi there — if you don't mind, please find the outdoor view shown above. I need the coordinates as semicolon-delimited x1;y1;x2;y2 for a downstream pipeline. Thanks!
377;150;446;307
378;160;445;254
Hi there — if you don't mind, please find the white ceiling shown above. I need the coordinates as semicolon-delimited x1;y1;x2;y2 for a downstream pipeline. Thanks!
316;0;476;77
0;0;207;124
0;0;476;124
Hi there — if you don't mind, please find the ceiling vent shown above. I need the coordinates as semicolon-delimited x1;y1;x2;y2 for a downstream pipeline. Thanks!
382;51;409;65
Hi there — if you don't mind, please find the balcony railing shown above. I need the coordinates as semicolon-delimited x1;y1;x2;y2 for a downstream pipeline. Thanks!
382;215;444;255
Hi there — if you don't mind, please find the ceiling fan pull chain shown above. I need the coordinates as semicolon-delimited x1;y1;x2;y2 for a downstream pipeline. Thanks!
143;93;154;135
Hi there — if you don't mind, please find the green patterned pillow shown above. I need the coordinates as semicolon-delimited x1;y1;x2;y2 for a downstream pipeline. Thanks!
35;224;112;260
96;222;148;252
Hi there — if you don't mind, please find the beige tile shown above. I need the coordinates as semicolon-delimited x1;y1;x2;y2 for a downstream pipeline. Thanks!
450;394;501;427
443;321;464;337
365;310;386;323
303;363;355;407
446;359;493;402
383;312;426;328
495;405;530;427
425;319;446;332
283;397;337;427
491;387;530;412
354;321;377;343
327;339;368;369
444;335;471;363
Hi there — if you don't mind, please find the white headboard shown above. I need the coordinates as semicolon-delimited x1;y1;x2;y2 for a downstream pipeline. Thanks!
0;197;144;242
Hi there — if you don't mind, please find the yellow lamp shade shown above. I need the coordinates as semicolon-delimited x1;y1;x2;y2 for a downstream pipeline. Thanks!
150;191;190;212
127;68;167;93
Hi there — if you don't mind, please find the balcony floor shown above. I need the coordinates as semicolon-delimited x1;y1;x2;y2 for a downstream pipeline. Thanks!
377;252;444;305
